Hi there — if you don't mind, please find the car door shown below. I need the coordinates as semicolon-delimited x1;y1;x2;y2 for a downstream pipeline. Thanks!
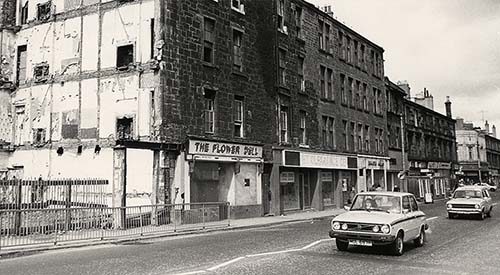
409;195;424;237
483;189;492;211
401;196;415;241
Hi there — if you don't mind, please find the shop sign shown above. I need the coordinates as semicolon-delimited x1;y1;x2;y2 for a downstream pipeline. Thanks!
294;151;348;169
359;158;386;169
280;172;295;183
189;140;262;158
428;162;451;170
321;172;333;182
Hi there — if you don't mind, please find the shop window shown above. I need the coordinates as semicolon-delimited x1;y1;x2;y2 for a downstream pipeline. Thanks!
204;89;216;133
16;45;27;84
33;63;49;83
116;44;134;69
321;172;334;206
37;1;51;22
20;1;29;24
116;117;133;140
232;29;243;71
203;17;215;64
234;96;244;137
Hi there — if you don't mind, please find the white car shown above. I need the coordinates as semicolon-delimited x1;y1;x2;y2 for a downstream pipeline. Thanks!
447;186;493;219
329;192;428;256
475;182;497;192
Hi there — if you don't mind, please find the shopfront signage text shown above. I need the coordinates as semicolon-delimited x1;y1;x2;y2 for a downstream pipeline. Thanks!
189;140;262;158
428;162;451;170
295;151;348;169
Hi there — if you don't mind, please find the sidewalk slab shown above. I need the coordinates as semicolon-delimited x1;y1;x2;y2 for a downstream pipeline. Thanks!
0;208;345;259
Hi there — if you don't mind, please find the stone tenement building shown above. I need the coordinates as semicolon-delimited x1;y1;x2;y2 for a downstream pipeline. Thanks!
0;0;457;218
402;84;457;199
456;119;500;185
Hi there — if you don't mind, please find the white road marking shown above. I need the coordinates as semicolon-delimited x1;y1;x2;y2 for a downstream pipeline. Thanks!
170;238;331;275
426;216;439;221
206;256;246;271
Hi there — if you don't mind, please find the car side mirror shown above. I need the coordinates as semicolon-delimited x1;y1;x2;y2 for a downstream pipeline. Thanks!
343;205;351;211
402;209;410;215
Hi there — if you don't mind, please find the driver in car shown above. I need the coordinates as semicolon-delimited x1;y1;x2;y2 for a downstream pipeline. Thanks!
364;198;377;209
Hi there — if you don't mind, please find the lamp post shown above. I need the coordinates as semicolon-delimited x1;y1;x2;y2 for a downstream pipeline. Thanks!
477;140;482;183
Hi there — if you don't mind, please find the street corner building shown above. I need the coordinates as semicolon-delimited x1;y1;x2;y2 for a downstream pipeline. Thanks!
0;0;459;220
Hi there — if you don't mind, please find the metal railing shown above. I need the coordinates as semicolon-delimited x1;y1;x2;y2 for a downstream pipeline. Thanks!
0;202;230;249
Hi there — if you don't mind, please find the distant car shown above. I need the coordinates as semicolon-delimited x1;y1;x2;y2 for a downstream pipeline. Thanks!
447;186;493;220
329;192;428;256
475;182;497;192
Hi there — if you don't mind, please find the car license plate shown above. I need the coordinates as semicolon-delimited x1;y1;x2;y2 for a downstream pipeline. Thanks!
348;239;372;247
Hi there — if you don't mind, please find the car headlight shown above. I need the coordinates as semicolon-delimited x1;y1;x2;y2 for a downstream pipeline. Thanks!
372;225;380;233
341;223;348;230
332;221;340;230
447;204;452;209
381;224;390;234
475;204;480;209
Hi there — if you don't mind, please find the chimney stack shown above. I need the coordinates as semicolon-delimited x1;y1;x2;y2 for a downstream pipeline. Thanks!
493;125;497;138
323;5;334;18
445;96;452;118
485;120;490;134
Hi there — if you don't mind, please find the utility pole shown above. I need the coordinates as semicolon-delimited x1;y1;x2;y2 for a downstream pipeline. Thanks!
400;115;407;191
477;138;482;183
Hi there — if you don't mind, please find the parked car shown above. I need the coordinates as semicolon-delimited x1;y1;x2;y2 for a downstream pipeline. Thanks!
329;192;428;256
474;182;497;192
447;186;493;220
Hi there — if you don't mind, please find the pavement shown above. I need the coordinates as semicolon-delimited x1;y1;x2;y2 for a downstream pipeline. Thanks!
0;207;345;259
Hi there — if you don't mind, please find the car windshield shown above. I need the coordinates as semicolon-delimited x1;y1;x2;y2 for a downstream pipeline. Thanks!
453;190;482;198
350;194;401;214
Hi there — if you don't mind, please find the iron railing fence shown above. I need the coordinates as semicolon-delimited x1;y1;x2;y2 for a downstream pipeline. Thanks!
0;202;230;249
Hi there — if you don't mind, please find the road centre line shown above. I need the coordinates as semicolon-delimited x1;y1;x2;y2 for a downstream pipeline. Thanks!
171;239;332;275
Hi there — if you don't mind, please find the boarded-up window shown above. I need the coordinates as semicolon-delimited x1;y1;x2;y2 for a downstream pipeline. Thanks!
33;63;49;83
37;1;51;22
117;117;133;140
62;110;78;139
116;44;134;69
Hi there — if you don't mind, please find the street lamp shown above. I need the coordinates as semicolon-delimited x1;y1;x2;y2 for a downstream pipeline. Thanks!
477;140;482;183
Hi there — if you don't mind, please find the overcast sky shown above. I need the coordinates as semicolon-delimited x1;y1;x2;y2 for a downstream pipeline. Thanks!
309;0;500;131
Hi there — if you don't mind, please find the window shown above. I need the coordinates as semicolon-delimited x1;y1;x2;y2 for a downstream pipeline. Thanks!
33;63;49;83
410;196;419;211
234;96;244;137
379;129;384;153
16;45;27;84
298;56;305;91
342;120;348;150
373;87;378;114
365;125;370;152
348;77;353;107
360;44;365;69
278;49;286;86
116;44;134;68
204;89;216;133
15;105;26;145
402;196;410;211
374;128;379;153
150;90;155;134
150;18;155;59
232;29;243;71
203;17;215;63
318;20;330;52
33;128;46;144
355;81;361;109
377;89;383;114
350;122;355;151
346;36;351;63
339;31;345;60
322;116;334;148
37;1;51;22
20;1;29;24
232;0;244;13
279;105;289;143
294;6;303;39
320;65;326;98
299;110;306;144
340;74;346;105
357;124;362;152
327;68;333;100
277;0;285;32
362;83;368;111
353;40;358;66
469;146;473;160
116;117;133;140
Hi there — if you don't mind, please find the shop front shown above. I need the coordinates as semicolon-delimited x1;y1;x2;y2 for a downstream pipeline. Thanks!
406;161;450;200
277;150;357;213
183;139;264;219
357;155;389;192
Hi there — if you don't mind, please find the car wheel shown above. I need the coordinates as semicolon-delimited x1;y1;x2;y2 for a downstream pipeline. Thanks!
336;239;348;251
478;210;485;220
390;232;404;256
413;227;425;247
487;207;492;218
